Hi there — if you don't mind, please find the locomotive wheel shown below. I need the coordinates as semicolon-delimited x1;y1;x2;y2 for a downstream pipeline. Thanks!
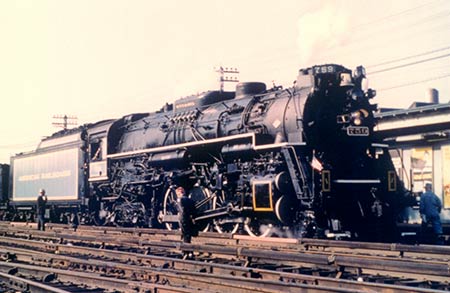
212;190;239;234
162;186;211;232
162;187;180;230
244;217;272;237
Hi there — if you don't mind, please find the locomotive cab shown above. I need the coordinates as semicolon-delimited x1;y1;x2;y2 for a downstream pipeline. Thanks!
87;120;116;182
88;137;107;180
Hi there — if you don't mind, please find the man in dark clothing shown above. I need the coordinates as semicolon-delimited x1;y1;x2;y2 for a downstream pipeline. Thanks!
71;208;79;231
36;189;47;231
175;186;197;243
420;183;443;244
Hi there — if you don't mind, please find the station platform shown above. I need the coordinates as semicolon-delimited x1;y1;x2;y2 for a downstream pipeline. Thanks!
397;222;450;245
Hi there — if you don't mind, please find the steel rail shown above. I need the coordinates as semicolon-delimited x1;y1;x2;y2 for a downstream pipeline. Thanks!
0;244;372;293
3;222;450;266
0;271;71;293
149;241;450;282
6;222;450;258
0;261;208;293
2;223;449;288
0;237;446;292
2;224;450;280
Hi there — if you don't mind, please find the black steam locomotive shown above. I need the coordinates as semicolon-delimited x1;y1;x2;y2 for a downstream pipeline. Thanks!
6;64;410;241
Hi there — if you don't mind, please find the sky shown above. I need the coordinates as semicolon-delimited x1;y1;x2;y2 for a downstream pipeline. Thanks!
1;0;449;163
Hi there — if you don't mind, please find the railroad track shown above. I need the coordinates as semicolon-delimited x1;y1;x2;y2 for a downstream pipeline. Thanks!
0;222;448;292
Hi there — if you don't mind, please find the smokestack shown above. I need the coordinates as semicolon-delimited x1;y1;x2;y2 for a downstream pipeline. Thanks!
427;88;439;104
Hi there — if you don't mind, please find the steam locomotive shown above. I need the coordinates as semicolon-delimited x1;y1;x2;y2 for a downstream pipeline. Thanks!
5;64;411;241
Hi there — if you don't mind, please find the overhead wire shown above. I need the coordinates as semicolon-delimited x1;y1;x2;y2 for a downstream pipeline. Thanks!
304;1;448;56
368;53;450;75
349;0;445;30
209;0;450;85
297;0;449;67
309;21;450;66
345;10;450;50
223;1;448;69
92;1;450;100
377;73;450;92
366;46;450;69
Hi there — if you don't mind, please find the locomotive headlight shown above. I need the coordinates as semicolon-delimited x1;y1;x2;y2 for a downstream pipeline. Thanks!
340;73;353;87
351;111;362;126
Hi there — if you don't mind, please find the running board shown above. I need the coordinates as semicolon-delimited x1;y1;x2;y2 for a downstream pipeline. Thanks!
333;179;381;184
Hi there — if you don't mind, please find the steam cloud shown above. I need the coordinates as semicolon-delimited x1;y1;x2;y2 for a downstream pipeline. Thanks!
297;3;351;66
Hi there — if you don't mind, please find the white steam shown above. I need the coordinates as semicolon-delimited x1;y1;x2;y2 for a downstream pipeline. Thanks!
297;3;352;66
265;225;306;239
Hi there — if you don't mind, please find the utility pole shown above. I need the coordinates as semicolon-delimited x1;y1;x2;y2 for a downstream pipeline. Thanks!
215;66;239;91
52;115;78;130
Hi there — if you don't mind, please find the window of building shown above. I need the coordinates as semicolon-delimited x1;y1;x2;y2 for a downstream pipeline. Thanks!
411;147;433;193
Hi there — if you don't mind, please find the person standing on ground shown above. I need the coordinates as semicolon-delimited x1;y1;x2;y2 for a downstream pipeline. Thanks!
175;186;197;243
71;208;79;231
36;189;47;231
420;183;443;244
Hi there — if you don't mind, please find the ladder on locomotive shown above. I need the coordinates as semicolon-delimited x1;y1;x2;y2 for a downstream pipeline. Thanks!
281;147;312;208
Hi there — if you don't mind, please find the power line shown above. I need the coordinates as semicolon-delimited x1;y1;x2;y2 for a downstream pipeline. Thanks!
222;2;448;69
349;9;450;44
315;1;449;52
366;45;450;69
210;2;449;76
368;53;450;75
313;21;450;65
377;73;450;92
351;0;444;30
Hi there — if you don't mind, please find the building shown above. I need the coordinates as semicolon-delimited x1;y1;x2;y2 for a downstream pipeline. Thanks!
375;93;450;224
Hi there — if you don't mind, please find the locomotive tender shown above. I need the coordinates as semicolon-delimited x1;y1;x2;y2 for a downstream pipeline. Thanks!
7;64;410;240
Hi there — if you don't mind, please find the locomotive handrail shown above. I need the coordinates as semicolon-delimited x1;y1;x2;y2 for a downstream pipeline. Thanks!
253;142;306;151
107;133;257;160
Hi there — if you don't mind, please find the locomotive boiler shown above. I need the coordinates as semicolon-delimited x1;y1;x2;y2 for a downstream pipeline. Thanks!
8;64;411;241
